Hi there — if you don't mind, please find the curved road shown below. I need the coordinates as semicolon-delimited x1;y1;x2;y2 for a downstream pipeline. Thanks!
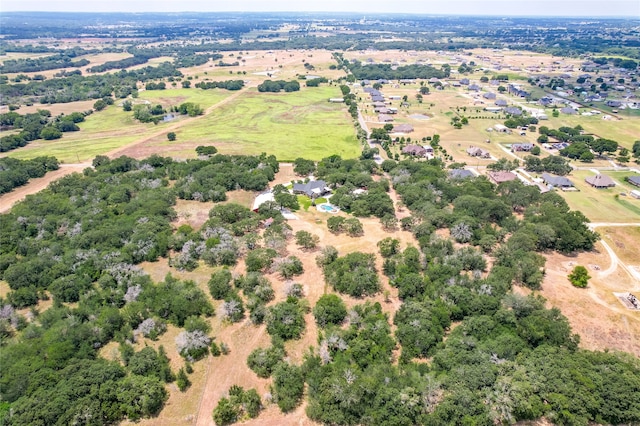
589;223;640;284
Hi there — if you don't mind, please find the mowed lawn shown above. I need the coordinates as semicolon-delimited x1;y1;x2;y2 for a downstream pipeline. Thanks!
6;88;232;163
173;86;360;161
560;170;640;223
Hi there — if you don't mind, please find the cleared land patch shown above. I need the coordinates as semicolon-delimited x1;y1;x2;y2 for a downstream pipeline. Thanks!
156;86;359;161
5;88;232;163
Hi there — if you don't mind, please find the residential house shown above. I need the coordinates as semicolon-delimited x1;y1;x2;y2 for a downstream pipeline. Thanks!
606;100;623;108
585;174;615;188
508;84;530;98
402;144;428;157
378;114;394;122
560;106;577;115
483;92;497;100
511;143;534;152
468;84;481;92
460;78;470;85
488;171;517;184
626;176;640;187
393;124;414;133
542;173;574;188
495;99;508;107
504;107;522;116
449;169;475;179
467;146;491;158
292;180;331;198
493;124;510;133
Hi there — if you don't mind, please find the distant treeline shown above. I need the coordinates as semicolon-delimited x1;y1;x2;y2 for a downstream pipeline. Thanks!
195;80;245;91
0;54;89;74
0;156;59;195
0;109;89;152
257;80;300;93
345;61;450;80
87;54;154;73
0;62;181;105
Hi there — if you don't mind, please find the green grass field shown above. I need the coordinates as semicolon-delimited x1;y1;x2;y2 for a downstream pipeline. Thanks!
561;170;640;222
172;86;360;161
7;89;233;163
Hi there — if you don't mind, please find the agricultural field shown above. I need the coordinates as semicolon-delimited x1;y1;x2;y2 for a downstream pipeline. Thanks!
150;86;359;161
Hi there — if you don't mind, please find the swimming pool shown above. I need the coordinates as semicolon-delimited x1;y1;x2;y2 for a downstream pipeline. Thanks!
317;203;339;213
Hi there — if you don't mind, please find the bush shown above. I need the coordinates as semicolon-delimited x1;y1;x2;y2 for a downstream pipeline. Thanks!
266;299;305;340
272;363;305;412
273;256;304;279
208;269;233;300
313;294;347;327
167;132;176;141
295;230;319;250
247;345;286;378
324;252;380;297
568;265;590;288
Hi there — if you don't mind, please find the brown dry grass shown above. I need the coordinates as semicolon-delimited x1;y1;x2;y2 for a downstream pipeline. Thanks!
520;243;640;357
599;226;640;265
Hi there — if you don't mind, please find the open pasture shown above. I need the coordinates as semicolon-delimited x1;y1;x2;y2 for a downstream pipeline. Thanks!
5;88;234;163
150;86;360;161
560;170;640;222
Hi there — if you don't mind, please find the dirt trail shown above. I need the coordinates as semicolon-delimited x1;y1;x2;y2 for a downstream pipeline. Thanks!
589;223;640;283
0;83;256;215
105;82;257;159
0;163;89;213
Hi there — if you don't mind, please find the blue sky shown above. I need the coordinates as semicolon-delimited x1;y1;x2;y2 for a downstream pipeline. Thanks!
2;0;639;16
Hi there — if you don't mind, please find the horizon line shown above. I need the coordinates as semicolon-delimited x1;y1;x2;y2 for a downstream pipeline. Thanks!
1;11;638;18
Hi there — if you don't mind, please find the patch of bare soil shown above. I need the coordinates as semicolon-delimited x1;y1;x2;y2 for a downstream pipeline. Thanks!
518;243;640;357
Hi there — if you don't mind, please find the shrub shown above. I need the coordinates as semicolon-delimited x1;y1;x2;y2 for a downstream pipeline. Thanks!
568;265;590;288
247;345;286;378
313;294;347;327
266;299;305;340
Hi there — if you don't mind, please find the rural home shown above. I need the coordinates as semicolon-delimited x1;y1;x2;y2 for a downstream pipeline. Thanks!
483;92;497;100
449;169;475;179
542;173;574;188
504;107;523;116
467;146;490;158
292;180;331;198
393;124;414;133
493;124;510;133
488;171;517;184
495;99;508;107
511;143;534;152
402;144;428;157
585;174;615;188
379;114;394;122
626;176;640;187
